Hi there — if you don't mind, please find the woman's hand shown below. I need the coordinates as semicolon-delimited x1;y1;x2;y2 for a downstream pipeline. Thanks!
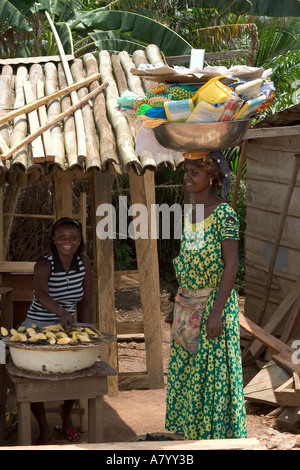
58;307;74;331
206;308;223;339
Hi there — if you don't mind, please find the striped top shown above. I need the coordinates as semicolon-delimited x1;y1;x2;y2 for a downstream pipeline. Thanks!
27;252;86;324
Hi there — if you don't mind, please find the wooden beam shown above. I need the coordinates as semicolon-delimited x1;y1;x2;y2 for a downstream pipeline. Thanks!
240;313;293;355
54;170;73;219
249;279;300;359
244;126;300;140
166;50;246;65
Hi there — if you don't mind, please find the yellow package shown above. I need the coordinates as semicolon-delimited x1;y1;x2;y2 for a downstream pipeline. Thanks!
186;101;224;123
193;76;232;106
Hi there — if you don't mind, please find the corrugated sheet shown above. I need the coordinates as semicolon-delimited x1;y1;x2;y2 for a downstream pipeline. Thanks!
0;45;184;186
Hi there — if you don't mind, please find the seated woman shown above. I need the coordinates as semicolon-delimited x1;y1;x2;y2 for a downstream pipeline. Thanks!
22;217;93;444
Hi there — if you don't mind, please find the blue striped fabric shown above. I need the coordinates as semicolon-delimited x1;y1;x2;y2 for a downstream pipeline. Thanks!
27;253;86;323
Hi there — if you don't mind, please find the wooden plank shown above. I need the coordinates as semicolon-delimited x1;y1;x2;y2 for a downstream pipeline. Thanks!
166;50;246;65
276;407;300;432
280;295;300;344
0;437;264;450
244;360;291;405
239;313;293;356
249;279;300;359
275;389;300;407
116;321;144;335
0;261;35;273
54;170;73;219
272;352;300;375
245;126;300;140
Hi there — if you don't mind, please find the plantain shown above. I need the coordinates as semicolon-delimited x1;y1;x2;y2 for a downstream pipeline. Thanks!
17;326;26;333
84;327;97;336
56;332;68;339
0;327;8;336
57;337;71;345
78;331;89;338
78;334;91;343
26;327;36;337
10;333;27;342
42;324;64;332
29;333;47;342
45;331;56;339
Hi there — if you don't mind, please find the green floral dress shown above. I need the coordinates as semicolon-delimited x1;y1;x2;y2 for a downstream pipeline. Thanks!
165;202;247;440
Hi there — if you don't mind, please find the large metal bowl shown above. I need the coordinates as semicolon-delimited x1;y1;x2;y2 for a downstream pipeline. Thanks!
152;120;251;152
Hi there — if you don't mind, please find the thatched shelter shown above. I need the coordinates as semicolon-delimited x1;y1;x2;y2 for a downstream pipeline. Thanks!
0;44;182;394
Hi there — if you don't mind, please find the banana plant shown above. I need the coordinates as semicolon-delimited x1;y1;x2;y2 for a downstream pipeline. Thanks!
0;0;192;59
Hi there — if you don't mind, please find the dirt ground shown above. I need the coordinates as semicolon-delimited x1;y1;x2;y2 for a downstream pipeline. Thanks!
3;282;300;449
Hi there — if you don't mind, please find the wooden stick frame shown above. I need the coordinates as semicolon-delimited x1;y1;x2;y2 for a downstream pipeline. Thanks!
1;82;108;161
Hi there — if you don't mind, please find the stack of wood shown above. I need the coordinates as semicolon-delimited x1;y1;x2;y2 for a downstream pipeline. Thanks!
240;285;300;432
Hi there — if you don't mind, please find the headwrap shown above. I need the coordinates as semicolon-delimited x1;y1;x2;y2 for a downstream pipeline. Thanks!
184;150;231;201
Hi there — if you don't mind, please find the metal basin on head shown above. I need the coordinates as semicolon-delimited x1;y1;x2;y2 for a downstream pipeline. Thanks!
152;120;251;152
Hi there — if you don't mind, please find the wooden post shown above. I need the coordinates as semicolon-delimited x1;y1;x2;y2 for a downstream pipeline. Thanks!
91;168;118;395
53;170;73;219
128;168;164;389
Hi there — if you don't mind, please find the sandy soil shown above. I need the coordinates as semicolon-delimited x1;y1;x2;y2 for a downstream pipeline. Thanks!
3;283;300;449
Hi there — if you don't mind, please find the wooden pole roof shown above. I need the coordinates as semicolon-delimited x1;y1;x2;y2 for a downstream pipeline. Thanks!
0;45;183;187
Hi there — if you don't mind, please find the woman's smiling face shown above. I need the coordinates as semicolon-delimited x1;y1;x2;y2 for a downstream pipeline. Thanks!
52;224;81;257
183;160;211;194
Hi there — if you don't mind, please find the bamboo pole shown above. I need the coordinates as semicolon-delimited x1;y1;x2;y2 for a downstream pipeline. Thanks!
83;53;118;168
0;72;101;127
44;62;65;164
71;59;100;168
57;63;78;167
24;81;45;162
45;11;87;161
1;82;108;161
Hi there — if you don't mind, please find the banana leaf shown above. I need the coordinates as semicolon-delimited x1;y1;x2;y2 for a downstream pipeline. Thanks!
93;38;146;54
188;0;300;17
75;10;192;56
0;0;32;31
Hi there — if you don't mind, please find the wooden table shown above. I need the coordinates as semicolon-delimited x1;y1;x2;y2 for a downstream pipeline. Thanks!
5;361;116;446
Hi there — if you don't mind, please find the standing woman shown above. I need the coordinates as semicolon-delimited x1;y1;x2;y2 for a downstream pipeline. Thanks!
22;217;93;444
165;151;247;440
